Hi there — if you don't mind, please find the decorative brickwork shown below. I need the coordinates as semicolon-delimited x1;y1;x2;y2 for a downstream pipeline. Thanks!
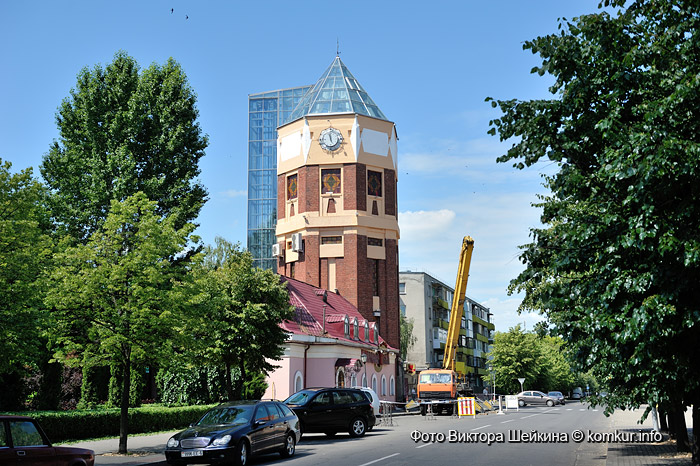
277;175;285;220
298;165;319;213
384;169;396;217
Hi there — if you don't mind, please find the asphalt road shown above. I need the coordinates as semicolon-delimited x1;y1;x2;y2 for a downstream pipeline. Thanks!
244;403;612;466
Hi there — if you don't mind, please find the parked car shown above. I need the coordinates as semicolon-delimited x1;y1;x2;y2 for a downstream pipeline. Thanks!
0;415;95;466
353;386;380;416
516;390;560;407
164;400;299;466
547;391;566;405
284;387;376;438
571;387;584;400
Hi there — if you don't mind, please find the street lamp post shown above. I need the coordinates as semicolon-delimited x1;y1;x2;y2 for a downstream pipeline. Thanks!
361;353;368;387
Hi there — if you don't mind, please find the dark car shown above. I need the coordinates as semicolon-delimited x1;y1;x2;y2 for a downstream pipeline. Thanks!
516;390;560;407
284;387;376;438
0;415;95;466
164;400;299;466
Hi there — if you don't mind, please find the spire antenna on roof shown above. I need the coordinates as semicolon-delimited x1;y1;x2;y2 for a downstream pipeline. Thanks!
337;38;340;57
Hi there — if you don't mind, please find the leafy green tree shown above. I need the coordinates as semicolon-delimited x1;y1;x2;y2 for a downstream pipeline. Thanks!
400;314;417;361
188;238;294;400
47;193;195;453
487;0;699;454
0;160;53;407
488;326;545;394
40;51;207;241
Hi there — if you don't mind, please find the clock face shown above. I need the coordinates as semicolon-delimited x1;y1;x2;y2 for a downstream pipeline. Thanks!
319;128;343;152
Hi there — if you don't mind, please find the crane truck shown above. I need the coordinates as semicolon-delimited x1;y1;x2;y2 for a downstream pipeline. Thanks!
416;236;474;416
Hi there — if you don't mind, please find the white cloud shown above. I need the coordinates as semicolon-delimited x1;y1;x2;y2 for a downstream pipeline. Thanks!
221;189;247;198
399;209;456;241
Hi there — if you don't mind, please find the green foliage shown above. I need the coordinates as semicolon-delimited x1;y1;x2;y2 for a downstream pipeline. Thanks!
0;405;216;443
487;326;574;394
156;365;227;405
0;160;52;376
40;51;208;242
46;192;197;450
185;238;295;400
487;0;700;413
400;313;417;361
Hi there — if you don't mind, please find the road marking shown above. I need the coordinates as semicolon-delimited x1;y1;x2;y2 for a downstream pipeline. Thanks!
579;409;586;411
501;419;514;424
521;414;539;419
566;409;573;411
359;453;400;465
416;443;433;449
471;424;491;431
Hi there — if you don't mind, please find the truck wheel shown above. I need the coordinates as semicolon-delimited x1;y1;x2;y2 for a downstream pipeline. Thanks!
446;406;454;416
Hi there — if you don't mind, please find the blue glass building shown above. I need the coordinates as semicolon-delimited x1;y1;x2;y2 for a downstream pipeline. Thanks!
248;86;312;270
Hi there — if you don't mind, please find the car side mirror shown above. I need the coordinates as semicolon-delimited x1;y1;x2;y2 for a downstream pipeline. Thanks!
254;419;265;426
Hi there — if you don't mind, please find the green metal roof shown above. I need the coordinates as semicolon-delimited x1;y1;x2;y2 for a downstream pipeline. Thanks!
286;56;388;123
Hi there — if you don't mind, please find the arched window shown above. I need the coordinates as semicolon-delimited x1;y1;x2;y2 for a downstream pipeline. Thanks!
364;321;369;342
390;376;395;396
353;318;359;340
336;368;346;388
372;375;378;394
362;373;367;388
294;371;303;392
344;315;350;338
381;375;387;396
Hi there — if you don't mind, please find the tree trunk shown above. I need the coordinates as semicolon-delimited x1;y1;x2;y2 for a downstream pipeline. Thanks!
235;359;246;400
673;405;690;453
119;361;131;454
692;404;699;466
668;409;677;440
225;362;233;401
659;406;668;431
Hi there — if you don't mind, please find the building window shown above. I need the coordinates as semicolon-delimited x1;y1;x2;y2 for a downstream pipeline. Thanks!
321;168;341;194
336;368;346;388
372;375;378;394
399;283;406;294
390;376;395;396
294;371;303;392
364;321;369;342
400;303;406;316
374;325;379;344
368;237;383;247
381;376;387;396
368;170;383;197
353;318;359;340
286;174;298;200
350;373;357;387
344;315;350;338
362;373;367;388
289;262;295;279
321;236;342;245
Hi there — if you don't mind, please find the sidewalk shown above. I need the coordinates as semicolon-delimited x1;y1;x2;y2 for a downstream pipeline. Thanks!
605;406;693;466
59;431;177;465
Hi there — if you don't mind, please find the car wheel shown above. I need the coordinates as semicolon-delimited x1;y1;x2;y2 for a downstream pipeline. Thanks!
546;400;554;407
349;417;367;437
233;439;249;466
279;433;296;458
324;431;337;438
562;401;566;405
420;405;427;416
518;400;525;407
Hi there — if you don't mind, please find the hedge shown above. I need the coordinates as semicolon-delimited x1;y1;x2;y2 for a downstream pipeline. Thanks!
1;404;217;442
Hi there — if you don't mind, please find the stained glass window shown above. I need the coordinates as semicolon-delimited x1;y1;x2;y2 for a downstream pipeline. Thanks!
322;168;341;194
368;170;382;197
287;174;298;200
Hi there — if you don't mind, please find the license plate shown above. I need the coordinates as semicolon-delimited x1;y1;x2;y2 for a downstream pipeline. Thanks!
182;450;204;457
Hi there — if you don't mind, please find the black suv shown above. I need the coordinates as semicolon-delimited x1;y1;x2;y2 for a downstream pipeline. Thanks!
165;400;300;466
284;387;376;438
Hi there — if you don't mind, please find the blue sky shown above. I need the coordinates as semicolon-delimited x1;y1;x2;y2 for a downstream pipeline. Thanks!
1;0;604;332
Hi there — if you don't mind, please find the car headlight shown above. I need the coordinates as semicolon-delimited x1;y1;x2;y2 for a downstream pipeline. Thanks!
167;437;179;448
212;435;231;446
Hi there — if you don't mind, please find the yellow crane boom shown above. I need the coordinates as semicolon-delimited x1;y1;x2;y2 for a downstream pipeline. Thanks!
443;236;474;372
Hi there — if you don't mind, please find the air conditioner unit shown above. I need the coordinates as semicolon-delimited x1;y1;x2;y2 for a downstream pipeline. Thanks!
271;243;281;257
291;233;304;252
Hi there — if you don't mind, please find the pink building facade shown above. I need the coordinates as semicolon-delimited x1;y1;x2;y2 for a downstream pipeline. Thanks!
263;277;398;401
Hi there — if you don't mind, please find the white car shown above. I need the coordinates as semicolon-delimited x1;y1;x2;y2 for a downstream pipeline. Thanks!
353;386;380;417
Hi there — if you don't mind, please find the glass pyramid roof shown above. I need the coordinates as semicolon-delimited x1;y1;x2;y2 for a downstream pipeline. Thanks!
285;57;388;124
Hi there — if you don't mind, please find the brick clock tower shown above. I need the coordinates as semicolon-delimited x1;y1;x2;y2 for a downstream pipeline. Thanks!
274;56;400;350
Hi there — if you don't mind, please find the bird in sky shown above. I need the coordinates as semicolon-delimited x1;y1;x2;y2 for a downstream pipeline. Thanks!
171;8;173;13
186;15;189;19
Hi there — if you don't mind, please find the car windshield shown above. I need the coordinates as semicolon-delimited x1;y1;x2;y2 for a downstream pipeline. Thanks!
285;391;313;405
196;406;253;426
419;373;452;384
